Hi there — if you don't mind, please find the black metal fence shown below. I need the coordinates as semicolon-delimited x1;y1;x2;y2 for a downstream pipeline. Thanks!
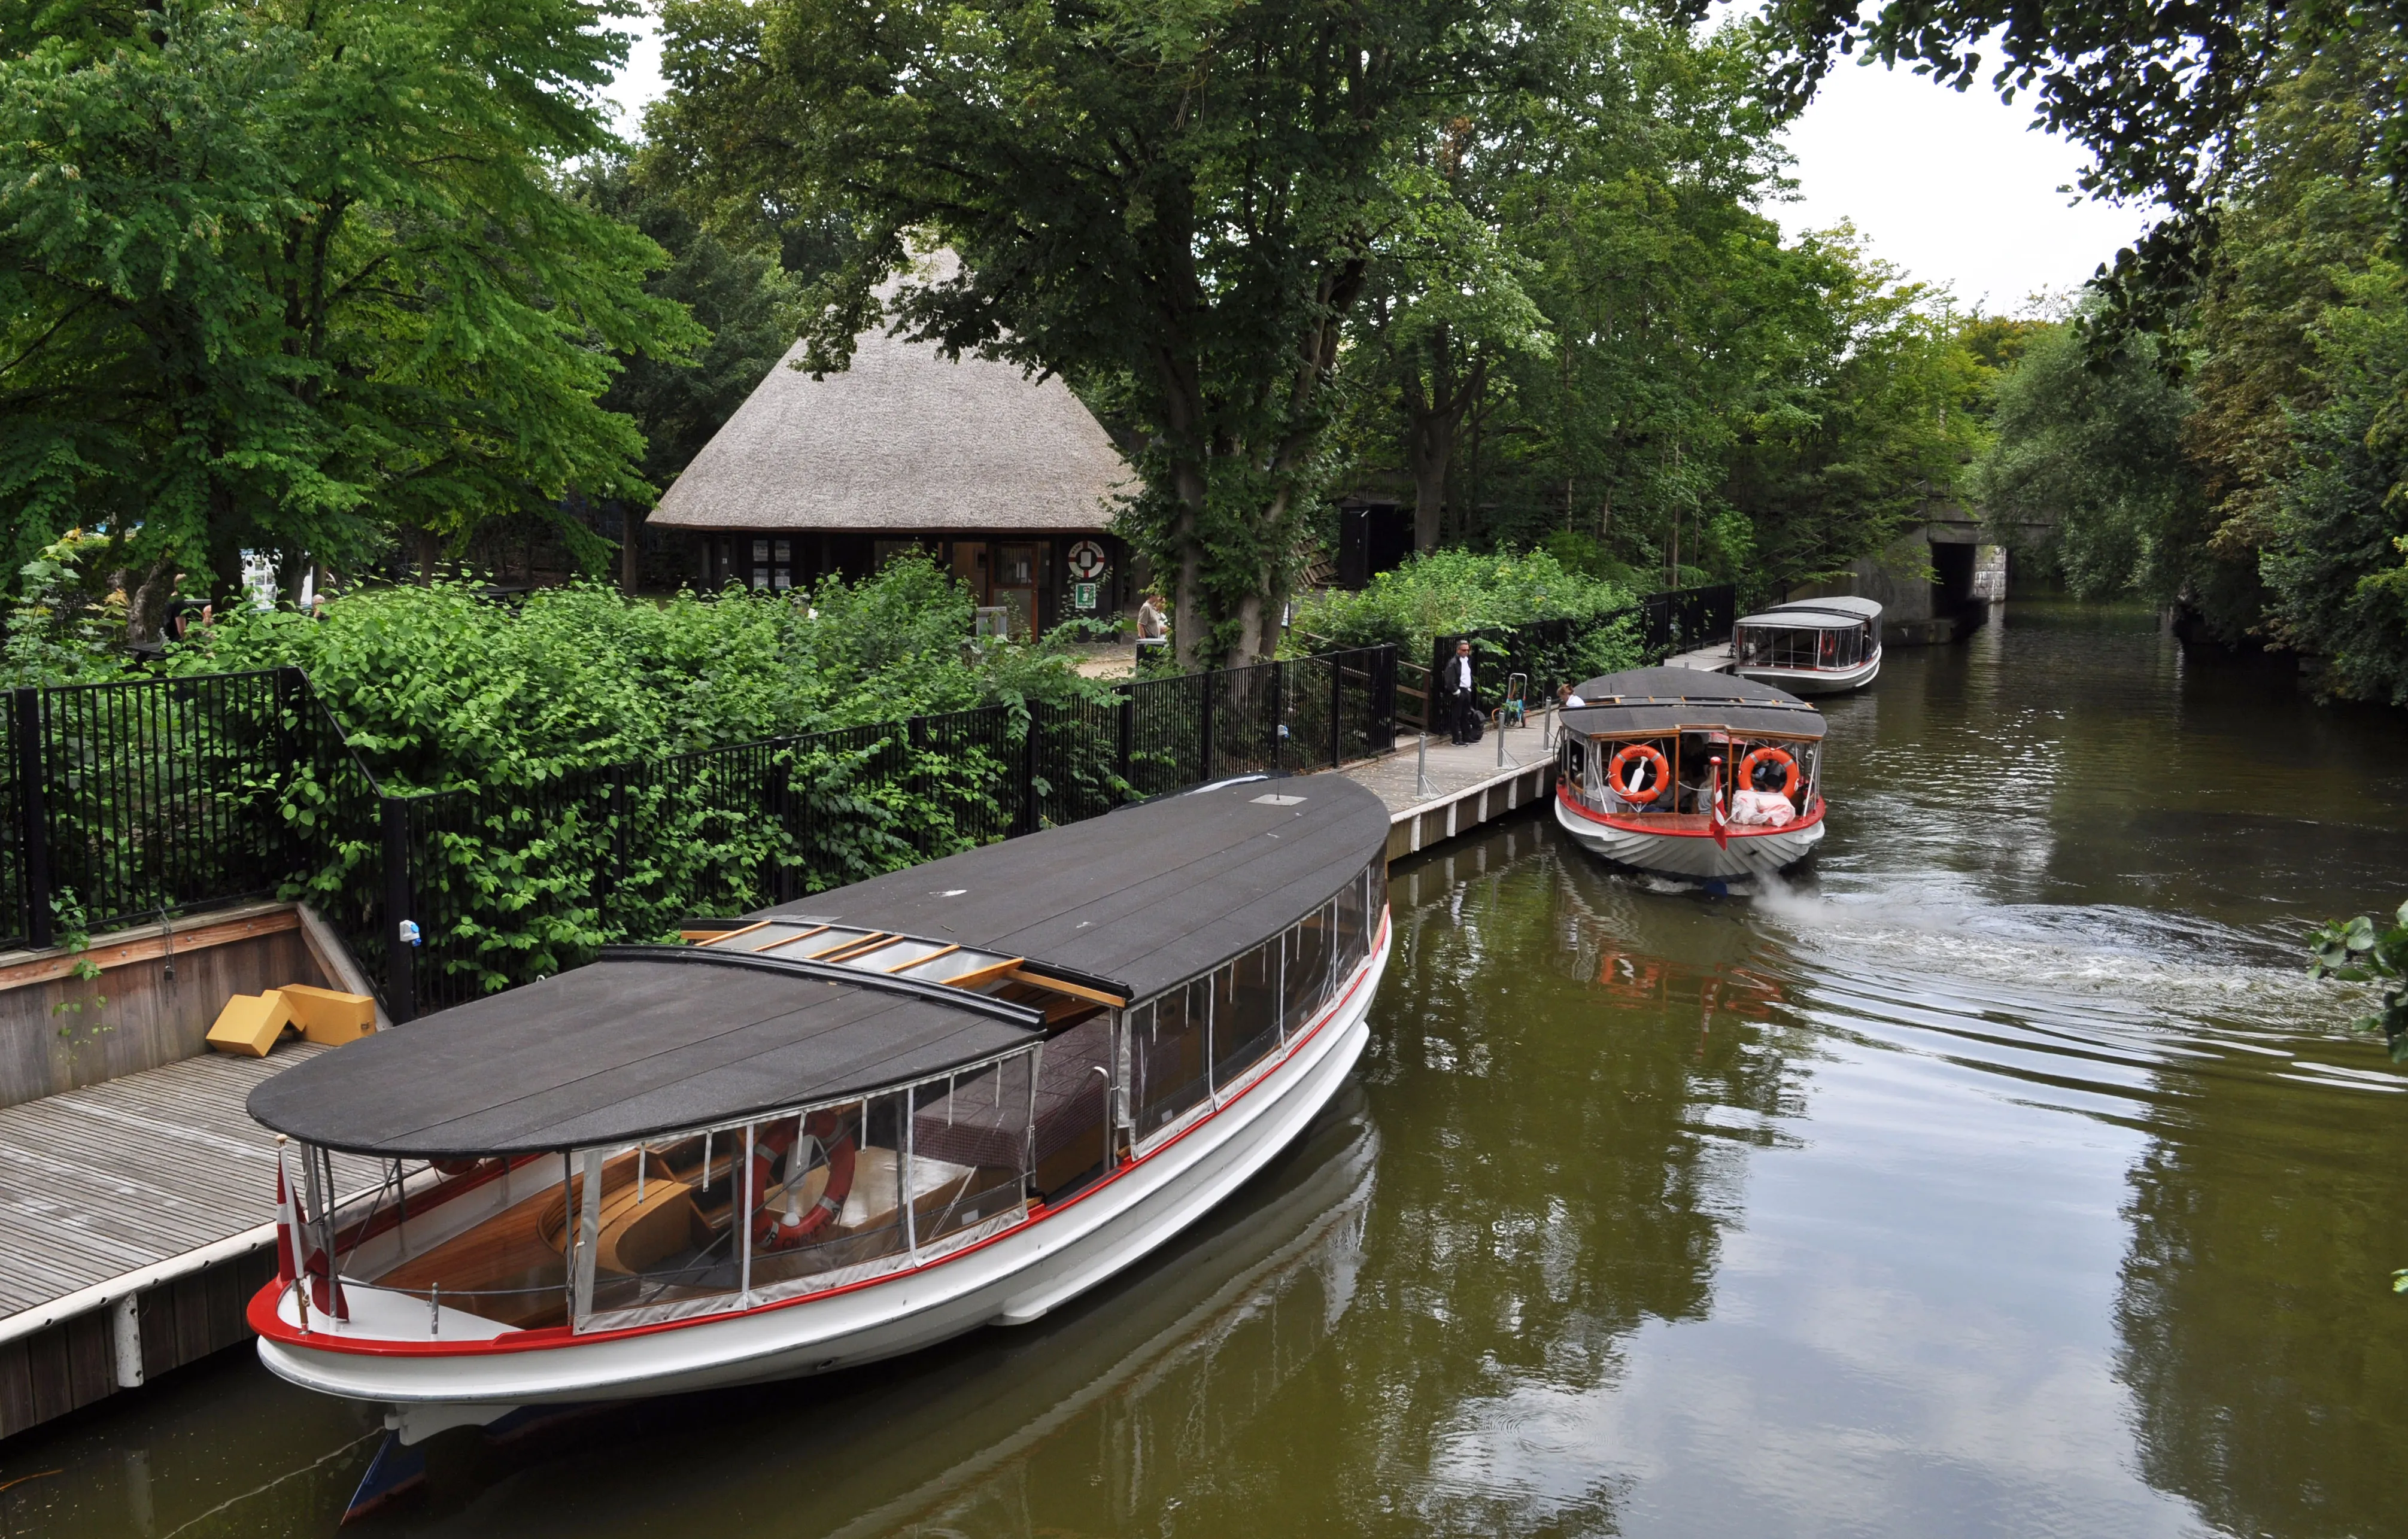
0;669;382;951
1640;583;1736;658
0;646;1395;1019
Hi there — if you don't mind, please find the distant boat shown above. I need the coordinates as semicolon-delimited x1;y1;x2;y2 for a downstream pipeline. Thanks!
1730;595;1882;695
1553;667;1829;884
242;775;1393;1501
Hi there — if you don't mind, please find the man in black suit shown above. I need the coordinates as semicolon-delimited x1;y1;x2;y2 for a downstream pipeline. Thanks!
1446;640;1479;743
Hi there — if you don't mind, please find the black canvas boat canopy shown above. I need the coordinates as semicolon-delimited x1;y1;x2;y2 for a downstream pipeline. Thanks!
1562;667;1827;741
248;953;1040;1158
249;775;1391;1158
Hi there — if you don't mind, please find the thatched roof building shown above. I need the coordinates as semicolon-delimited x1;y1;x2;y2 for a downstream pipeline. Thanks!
647;321;1138;634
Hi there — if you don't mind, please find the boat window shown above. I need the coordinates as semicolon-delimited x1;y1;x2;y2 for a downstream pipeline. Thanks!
1282;901;1334;1037
1025;1012;1115;1203
326;1152;573;1332
1561;733;1586;787
1129;979;1211;1140
560;1088;940;1330
910;1053;1039;1244
1213;941;1283;1089
1335;863;1369;980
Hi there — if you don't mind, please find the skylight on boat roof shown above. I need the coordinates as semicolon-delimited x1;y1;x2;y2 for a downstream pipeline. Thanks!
696;920;1026;992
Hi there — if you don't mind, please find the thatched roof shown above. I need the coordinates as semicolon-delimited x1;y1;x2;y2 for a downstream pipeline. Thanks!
648;324;1134;534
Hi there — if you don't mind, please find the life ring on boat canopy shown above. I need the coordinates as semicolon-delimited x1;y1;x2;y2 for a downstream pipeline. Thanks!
751;1112;857;1251
1604;744;1670;804
1736;746;1799;798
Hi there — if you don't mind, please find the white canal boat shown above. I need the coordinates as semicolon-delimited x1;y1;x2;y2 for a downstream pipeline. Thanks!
1553;667;1829;887
244;776;1392;1512
1730;595;1882;695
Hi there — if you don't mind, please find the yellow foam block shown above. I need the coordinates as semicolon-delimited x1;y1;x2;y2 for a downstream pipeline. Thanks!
206;991;292;1058
279;983;377;1046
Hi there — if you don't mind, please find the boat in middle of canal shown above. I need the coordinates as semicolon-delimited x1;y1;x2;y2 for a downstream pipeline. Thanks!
1552;666;1829;886
240;774;1393;1453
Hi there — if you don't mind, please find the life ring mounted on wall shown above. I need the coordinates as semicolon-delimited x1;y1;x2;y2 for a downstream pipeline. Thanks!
1736;746;1800;798
1604;744;1670;805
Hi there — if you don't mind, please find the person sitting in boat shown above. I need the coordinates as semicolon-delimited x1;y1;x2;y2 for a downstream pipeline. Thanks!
1728;755;1798;827
1677;734;1727;814
1556;683;1587;710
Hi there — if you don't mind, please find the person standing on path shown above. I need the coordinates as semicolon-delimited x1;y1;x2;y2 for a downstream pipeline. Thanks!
1134;592;1168;661
1447;640;1479;743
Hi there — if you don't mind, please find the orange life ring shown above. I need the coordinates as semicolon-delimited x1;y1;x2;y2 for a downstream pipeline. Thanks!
751;1112;857;1251
1736;746;1799;798
1605;744;1670;804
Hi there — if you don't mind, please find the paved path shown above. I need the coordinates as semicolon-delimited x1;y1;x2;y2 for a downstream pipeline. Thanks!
1341;718;1555;816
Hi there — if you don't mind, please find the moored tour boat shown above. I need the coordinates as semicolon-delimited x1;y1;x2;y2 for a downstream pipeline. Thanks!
1730;595;1882;695
1553;667;1829;886
243;775;1392;1502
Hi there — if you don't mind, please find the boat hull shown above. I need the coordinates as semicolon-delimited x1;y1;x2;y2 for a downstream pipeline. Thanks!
1552;793;1824;881
1733;651;1880;696
254;917;1391;1413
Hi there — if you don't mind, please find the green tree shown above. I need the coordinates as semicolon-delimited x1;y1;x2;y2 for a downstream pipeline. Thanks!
0;0;701;634
651;0;1536;668
1753;0;2408;339
1973;318;2212;609
573;156;798;590
1721;231;1987;598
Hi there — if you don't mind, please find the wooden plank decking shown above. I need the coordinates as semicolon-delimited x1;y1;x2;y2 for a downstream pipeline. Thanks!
0;1046;379;1319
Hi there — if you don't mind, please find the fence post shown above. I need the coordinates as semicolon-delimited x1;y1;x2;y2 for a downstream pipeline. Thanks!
1328;653;1344;767
14;689;48;950
1198;671;1215;784
1115;691;1134;803
381;796;417;1024
1014;708;1041;838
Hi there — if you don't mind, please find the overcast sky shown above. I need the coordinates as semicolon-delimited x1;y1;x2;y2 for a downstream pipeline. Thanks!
597;8;2152;317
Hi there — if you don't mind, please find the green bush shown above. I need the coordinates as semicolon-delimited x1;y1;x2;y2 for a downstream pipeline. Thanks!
146;559;1120;997
1287;549;1636;655
162;557;1106;791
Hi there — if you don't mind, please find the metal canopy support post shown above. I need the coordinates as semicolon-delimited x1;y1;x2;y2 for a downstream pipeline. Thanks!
14;689;50;948
737;1122;755;1306
573;1148;602;1327
901;1093;917;1260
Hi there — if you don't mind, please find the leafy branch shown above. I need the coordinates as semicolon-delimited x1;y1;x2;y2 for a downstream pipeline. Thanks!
2307;899;2408;1062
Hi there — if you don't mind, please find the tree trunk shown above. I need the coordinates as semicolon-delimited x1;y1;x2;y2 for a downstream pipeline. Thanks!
620;506;643;595
123;558;177;647
415;527;439;586
1404;337;1483;552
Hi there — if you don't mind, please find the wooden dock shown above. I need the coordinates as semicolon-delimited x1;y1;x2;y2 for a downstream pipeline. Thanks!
1659;640;1735;674
1340;719;1557;862
0;1046;379;1438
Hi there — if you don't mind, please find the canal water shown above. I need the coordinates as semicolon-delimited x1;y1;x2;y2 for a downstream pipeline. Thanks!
8;600;2407;1538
